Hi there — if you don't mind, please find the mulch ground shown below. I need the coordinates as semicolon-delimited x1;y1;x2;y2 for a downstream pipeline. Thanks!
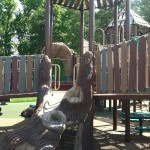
0;101;150;150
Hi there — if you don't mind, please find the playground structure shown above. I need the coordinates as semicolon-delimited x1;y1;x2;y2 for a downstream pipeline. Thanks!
105;8;150;44
1;0;150;149
1;51;93;150
0;41;76;101
42;42;76;82
94;33;150;141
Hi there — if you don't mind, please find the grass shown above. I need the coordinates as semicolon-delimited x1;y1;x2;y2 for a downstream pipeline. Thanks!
10;97;37;103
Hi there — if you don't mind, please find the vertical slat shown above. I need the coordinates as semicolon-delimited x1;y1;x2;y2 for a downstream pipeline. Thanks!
147;33;150;87
58;0;64;4
11;56;18;93
84;0;89;9
113;45;120;92
102;49;107;93
96;50;101;93
107;46;113;93
120;42;128;93
138;36;147;92
64;0;69;6
26;56;33;92
108;0;113;6
97;0;101;8
53;0;58;4
129;40;138;92
75;0;81;9
18;56;26;93
102;0;107;6
33;55;41;92
4;57;11;94
69;0;75;7
0;57;4;94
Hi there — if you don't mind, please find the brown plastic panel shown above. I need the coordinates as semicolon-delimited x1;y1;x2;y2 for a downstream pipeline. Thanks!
0;57;4;94
138;36;147;92
26;56;33;92
11;56;18;93
129;40;138;92
107;46;113;93
113;45;120;92
120;42;128;93
96;50;101;93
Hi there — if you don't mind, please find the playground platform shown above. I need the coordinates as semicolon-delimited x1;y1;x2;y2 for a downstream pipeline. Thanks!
0;91;150;149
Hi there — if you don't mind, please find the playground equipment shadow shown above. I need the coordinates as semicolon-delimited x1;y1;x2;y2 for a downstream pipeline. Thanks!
0;99;150;149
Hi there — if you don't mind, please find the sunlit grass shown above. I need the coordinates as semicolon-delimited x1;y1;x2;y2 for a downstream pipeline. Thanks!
10;97;36;103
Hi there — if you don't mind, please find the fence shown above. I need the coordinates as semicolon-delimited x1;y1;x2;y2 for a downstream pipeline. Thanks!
95;33;150;94
0;54;60;100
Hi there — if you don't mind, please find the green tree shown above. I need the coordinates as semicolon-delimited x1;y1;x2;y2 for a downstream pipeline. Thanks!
0;0;17;55
95;8;114;45
132;0;150;23
53;6;81;53
14;0;45;55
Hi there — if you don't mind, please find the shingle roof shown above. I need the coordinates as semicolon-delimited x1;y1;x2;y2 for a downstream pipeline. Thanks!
107;9;150;30
53;0;123;10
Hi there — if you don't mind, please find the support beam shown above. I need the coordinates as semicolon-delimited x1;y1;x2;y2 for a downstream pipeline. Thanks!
88;1;95;148
45;0;53;58
80;0;84;57
114;0;118;44
45;0;50;56
133;25;138;36
49;0;53;58
126;0;131;40
89;0;95;52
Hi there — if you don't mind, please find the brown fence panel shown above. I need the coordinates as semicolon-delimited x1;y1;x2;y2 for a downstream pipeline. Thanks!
26;56;33;92
96;50;101;93
0;57;4;94
107;46;113;93
120;42;128;93
147;33;150;87
129;40;138;92
113;45;120;92
138;36;147;92
11;56;18;93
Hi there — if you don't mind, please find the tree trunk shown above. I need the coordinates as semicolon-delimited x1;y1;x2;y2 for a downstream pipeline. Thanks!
1;52;93;150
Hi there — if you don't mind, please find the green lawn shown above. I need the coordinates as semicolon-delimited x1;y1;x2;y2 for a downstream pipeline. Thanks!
0;97;37;119
10;97;37;103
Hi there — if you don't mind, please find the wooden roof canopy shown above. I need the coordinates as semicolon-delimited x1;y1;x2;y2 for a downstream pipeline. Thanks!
53;0;123;10
105;8;150;44
107;9;150;35
45;0;124;57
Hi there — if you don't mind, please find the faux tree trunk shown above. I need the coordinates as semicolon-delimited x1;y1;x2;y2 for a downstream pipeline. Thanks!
0;51;93;150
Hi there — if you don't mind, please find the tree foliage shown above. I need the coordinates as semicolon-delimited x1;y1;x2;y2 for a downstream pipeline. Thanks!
95;8;114;45
0;0;17;55
14;0;45;55
132;0;150;23
0;0;150;56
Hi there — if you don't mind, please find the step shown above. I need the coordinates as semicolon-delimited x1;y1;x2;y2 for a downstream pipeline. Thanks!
135;126;150;131
121;112;150;119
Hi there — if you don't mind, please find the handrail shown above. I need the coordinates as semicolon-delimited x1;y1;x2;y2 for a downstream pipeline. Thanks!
52;64;60;91
73;63;80;86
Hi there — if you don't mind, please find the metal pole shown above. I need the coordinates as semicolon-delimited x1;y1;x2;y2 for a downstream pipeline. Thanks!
133;25;138;36
114;0;118;44
45;0;50;56
80;0;84;57
89;1;95;149
89;0;95;52
45;0;53;58
96;28;105;46
49;0;53;58
126;0;131;40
